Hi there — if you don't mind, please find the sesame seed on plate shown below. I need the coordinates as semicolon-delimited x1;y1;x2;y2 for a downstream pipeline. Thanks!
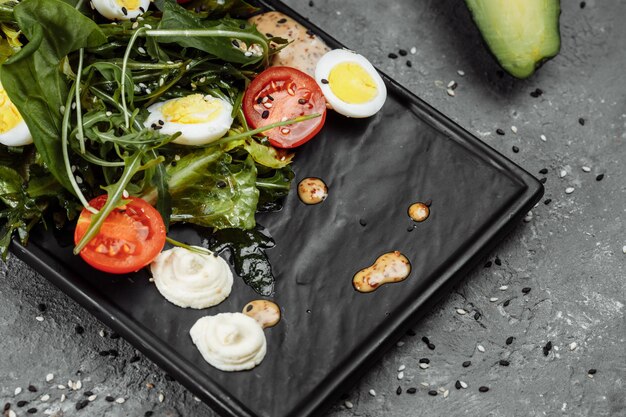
499;359;510;366
410;47;417;54
60;394;66;402
40;394;50;402
512;146;520;153
407;387;417;393
46;373;54;382
543;341;553;356
115;397;125;404
344;400;353;409
506;336;515;345
499;285;508;290
396;386;402;395
446;88;455;97
388;53;398;59
419;358;430;364
462;360;471;367
596;174;604;181
368;389;376;397
457;70;465;76
490;297;498;302
443;389;450;398
559;169;567;178
511;126;518;133
420;382;430;387
28;385;37;392
88;395;97;402
419;363;430;369
397;371;404;380
399;49;407;56
398;365;406;372
540;134;547;142
35;316;44;322
455;380;462;389
456;308;467;315
428;390;437;396
578;117;585;126
582;166;591;172
57;385;65;390
565;187;575;194
27;408;37;414
14;387;21;396
477;344;485;352
539;168;548;174
428;343;436;350
588;368;597;375
523;212;533;222
447;80;456;88
569;342;578;350
496;128;505;136
479;386;490;392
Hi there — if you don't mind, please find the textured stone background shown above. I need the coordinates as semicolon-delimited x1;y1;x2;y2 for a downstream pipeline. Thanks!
1;0;625;416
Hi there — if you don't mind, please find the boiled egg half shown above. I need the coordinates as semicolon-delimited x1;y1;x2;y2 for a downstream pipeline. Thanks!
0;82;32;147
145;94;234;146
315;49;387;118
91;0;150;21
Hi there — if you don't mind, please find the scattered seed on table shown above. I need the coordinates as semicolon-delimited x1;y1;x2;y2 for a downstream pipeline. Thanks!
447;88;456;97
455;380;462;389
596;174;604;181
40;394;50;402
544;199;552;205
443;389;450;398
428;343;436;350
14;387;21;396
407;387;417;394
512;146;520;153
543;341;553;356
460;381;468;389
398;371;405;380
419;363;430;369
35;316;44;322
105;396;115;403
496;128;505;136
37;303;47;312
578;117;585;126
582;166;591;172
484;261;492;268
115;398;125;404
500;285;509;290
344;400;353;409
76;400;89;410
565;187;575;194
410;47;417;54
479;386;490;393
490;297;498;302
420;382;430;388
511;126;518;134
462;360;471;368
158;393;165;403
569;342;578;351
539;168;548;175
540;134;547;142
88;395;97;402
522;287;531;294
503;299;511;307
422;336;430;344
428;390;438;396
27;385;37;393
474;312;481;320
61;394;66;402
3;403;10;412
495;257;501;266
419;358;430;364
368;389;376;397
75;325;84;335
388;53;398;59
499;360;510;366
588;369;597;375
399;49;408;56
447;80;457;89
406;60;412;67
456;308;467;315
540;178;547;184
17;401;27;407
506;336;515;345
398;364;406;372
396;386;402;395
27;408;37;414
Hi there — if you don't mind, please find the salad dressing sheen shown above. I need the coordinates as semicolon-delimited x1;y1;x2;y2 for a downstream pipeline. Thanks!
352;251;411;293
243;300;281;329
297;177;328;204
408;202;430;222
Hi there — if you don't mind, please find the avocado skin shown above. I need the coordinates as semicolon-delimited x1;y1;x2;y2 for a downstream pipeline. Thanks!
465;0;561;79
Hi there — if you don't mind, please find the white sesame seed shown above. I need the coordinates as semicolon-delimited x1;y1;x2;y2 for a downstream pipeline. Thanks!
132;22;139;30
159;78;165;87
410;47;417;54
122;189;130;199
443;389;449;398
57;385;65;390
8;410;16;417
74;380;82;390
456;308;467;315
105;111;112;117
523;212;533;222
398;365;406;372
138;47;146;54
46;373;54;382
158;393;164;403
457;70;465;76
622;245;626;254
447;80;456;88
559;169;567;178
99;329;105;337
446;88;456;97
396;341;405;347
368;389;377;397
193;397;201;402
244;51;253;57
14;387;22;396
477;344;485;352
419;363;430;369
149;277;155;282
565;187;575;194
145;88;152;94
421;382;430;387
582;166;591;172
344;400;353;409
499;285;509;290
115;397;125;404
281;128;290;134
569;342;578;350
263;102;273;108
71;102;76;110
540;134;547;142
397;371;404;380
60;394;66;402
144;24;152;29
41;394;50;401
490;297;499;302
88;395;97;402
511;126;518;134
460;381;468;389
75;176;83;184
36;316;44;322
59;106;65;114
439;387;446;393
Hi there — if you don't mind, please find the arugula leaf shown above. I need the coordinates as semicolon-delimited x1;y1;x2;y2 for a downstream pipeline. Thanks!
256;165;294;212
0;0;106;193
166;150;259;230
185;0;258;18
223;138;293;169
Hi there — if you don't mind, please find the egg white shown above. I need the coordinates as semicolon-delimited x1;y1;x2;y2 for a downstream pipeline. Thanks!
145;95;234;146
91;0;150;21
0;119;32;147
315;49;387;118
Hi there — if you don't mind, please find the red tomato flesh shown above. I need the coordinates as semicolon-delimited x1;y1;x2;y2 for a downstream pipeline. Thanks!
243;66;327;148
74;195;166;274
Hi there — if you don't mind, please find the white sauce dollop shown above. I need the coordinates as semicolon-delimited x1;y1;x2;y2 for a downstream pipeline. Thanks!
190;313;267;372
150;247;233;309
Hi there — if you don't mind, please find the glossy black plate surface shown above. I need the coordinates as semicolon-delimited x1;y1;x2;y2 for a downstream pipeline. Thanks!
10;1;543;416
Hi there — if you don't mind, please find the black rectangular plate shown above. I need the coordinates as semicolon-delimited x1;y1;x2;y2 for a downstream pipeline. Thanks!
10;1;543;417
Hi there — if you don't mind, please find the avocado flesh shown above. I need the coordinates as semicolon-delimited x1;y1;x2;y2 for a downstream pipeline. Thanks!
465;0;561;79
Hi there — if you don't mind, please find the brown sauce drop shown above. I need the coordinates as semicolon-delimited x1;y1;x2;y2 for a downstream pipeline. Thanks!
242;300;281;329
408;202;430;222
298;177;328;205
352;251;411;293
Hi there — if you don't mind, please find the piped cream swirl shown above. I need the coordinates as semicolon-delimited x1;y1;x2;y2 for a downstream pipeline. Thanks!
190;313;267;372
150;247;233;309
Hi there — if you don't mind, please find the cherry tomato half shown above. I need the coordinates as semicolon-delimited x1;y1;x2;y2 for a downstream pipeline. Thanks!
243;66;327;148
74;195;166;274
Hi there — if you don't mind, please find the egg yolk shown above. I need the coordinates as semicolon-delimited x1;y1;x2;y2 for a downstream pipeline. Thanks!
0;85;23;134
328;62;378;104
115;0;140;10
161;94;223;124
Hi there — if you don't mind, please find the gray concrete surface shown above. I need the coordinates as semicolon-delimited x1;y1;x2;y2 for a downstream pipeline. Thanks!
1;0;625;416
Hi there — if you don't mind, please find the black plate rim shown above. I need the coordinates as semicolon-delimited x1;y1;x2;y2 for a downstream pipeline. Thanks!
9;2;544;416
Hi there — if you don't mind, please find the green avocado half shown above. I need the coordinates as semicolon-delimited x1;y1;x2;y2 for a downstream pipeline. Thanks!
465;0;561;79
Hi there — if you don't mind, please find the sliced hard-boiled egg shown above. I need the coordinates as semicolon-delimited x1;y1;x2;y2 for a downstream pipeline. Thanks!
145;94;234;146
315;49;387;118
0;82;32;147
91;0;150;21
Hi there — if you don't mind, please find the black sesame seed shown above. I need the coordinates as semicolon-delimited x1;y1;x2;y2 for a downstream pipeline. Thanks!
306;29;314;37
298;98;307;105
17;401;28;407
512;146;520;153
139;6;144;12
496;128;505;136
580;1;586;8
479;386;489;393
535;88;544;95
406;387;417;394
28;385;37;392
578;117;585;126
76;399;89;410
539;168;548;174
388;53;398;59
99;350;110;357
277;18;287;24
544;199;552;205
170;161;177;167
462;360;471;368
37;303;47;312
455;380;462;389
75;325;84;334
398;49;407;56
424;199;433;207
543;341;553;356
105;396;115;403
130;355;140;363
84;391;93;397
267;94;274;101
308;0;314;6
396;386;402;395
499;359;510;366
4;403;10;411
503;299;510;307
359;218;367;227
427;343;436;350
588;368;597;374
320;79;329;84
406;329;416;336
27;408;37;414
145;412;154;417
256;97;263;104
121;7;128;15
406;60;412;67
428;390;438;396
474;312;481;320
231;39;240;48
506;336;515;345
421;336;430;344
246;304;254;312
261;110;270;119
522;287;531;294
540;177;547;184
419;358;430;364
265;33;273;38
484;261;492;268
239;23;246;29
530;90;540;98
216;180;227;188
495;257;502;266
596;174;604;181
